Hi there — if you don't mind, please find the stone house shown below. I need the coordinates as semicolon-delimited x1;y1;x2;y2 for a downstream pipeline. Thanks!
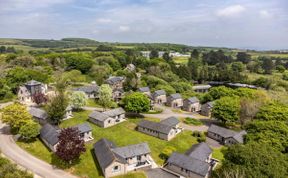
40;124;59;152
152;90;167;105
74;84;99;99
167;93;183;108
18;80;48;105
165;142;214;178
125;64;136;72
89;108;126;128
105;76;125;91
63;106;73;120
183;97;201;112
192;85;211;93
74;123;93;142
138;87;151;97
112;88;125;102
94;138;153;178
201;102;214;117
29;107;48;125
137;117;182;141
207;124;247;145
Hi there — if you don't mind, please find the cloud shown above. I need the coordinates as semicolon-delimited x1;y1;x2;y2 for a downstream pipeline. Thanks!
216;5;246;17
96;18;113;23
259;10;272;18
119;25;130;32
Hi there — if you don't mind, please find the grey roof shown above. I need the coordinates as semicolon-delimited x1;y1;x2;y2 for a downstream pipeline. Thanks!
186;97;199;104
206;101;214;108
169;93;182;100
167;152;210;177
192;85;211;90
138;87;150;92
74;85;99;94
75;123;92;134
153;90;166;97
160;117;180;127
233;130;247;144
112;142;151;159
40;124;59;146
94;139;150;170
25;80;42;86
106;76;125;85
29;107;48;120
185;142;212;162
138;120;173;134
103;108;125;117
93;139;119;171
89;111;109;121
208;125;246;143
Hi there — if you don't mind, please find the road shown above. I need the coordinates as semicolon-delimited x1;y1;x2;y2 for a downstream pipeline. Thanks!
0;122;78;178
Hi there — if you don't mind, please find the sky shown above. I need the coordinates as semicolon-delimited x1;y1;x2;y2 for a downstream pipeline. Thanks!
0;0;287;50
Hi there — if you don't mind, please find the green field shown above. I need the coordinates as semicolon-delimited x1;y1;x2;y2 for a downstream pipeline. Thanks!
17;110;198;178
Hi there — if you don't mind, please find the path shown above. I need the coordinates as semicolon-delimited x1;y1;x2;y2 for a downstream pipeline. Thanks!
0;122;78;178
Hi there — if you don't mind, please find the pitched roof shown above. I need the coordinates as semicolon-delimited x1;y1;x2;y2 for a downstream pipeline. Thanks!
160;117;180;127
208;124;237;138
206;101;214;108
75;123;92;134
138;120;173;134
103;108;125;117
74;85;99;94
169;93;182;100
185;142;212;162
232;130;247;144
138;87;150;92
94;139;150;170
29;107;48;120
93;139;119;171
89;111;109;121
208;125;246;143
105;76;125;85
167;152;210;177
40;124;59;146
112;143;151;159
186;97;199;104
25;80;42;86
153;90;166;97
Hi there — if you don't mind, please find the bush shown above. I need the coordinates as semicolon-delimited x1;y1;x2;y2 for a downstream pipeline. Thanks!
159;146;176;160
192;131;206;142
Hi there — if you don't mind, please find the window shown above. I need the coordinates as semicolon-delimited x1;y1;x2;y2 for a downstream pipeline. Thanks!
137;156;141;161
108;120;111;123
112;165;120;172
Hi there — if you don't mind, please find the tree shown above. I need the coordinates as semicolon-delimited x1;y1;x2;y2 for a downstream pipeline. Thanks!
255;102;288;122
231;62;245;72
212;97;240;124
98;84;113;110
245;121;288;153
46;93;68;124
69;91;87;110
219;143;288;178
276;65;286;73
163;52;172;62
65;54;94;74
149;50;159;59
55;128;86;163
19;120;40;140
123;92;150;113
191;49;200;59
1;103;33;132
261;57;274;74
203;86;236;102
236;52;251;64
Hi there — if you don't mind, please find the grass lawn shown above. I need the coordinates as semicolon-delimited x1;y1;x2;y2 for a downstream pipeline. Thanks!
182;117;203;126
114;172;146;178
86;99;103;108
17;110;198;178
173;56;189;64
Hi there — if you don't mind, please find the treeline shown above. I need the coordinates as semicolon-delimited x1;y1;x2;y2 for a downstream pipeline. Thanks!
0;46;16;53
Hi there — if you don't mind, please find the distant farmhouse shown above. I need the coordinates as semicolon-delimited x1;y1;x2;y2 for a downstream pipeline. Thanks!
201;102;214;117
192;85;211;93
105;76;125;101
74;83;99;99
207;125;247;145
94;138;153;178
73;123;93;142
138;87;151;97
152;90;167;105
18;80;48;105
89;108;126;128
183;97;201;112
137;117;182;141
167;93;183;108
125;63;136;72
165;142;215;178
